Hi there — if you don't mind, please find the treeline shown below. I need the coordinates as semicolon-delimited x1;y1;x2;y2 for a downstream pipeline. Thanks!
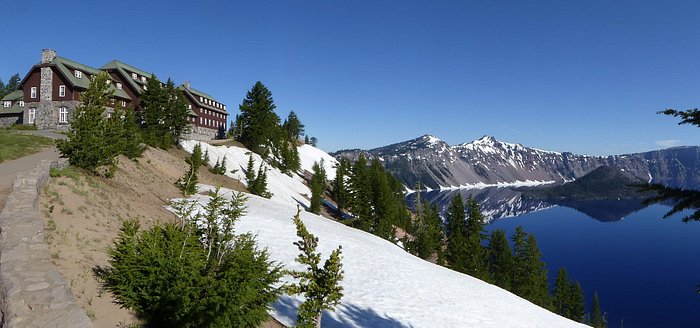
0;73;20;99
316;155;412;241
229;81;319;175
315;158;607;327
57;71;196;176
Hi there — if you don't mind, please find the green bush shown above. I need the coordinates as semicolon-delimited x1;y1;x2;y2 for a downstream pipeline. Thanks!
95;188;281;327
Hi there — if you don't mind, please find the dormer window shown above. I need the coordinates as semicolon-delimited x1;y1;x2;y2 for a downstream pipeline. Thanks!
188;104;192;109
106;80;111;84
75;70;82;78
116;82;122;90
3;101;10;107
141;76;146;83
143;85;147;91
19;101;24;107
132;73;138;79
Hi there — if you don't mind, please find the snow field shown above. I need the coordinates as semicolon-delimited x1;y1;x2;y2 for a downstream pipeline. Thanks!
174;140;586;328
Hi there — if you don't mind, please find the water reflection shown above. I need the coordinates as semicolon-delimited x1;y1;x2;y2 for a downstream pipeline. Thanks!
406;187;649;223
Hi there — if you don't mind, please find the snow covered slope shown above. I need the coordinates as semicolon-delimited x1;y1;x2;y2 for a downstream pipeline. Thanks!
180;140;312;207
298;144;339;177
176;140;586;328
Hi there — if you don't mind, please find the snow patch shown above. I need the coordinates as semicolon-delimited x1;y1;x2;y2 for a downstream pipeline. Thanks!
170;184;586;328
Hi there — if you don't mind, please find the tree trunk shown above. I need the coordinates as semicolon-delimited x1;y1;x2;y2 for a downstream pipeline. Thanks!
315;312;323;328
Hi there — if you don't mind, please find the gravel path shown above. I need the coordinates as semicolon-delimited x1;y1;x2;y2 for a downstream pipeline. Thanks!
0;147;61;212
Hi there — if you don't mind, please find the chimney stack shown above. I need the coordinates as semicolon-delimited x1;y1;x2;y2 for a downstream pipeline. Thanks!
183;80;190;90
41;49;56;64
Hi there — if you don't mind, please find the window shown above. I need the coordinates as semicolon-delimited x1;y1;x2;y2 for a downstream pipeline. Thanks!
188;104;192;109
199;96;203;102
30;87;37;98
75;70;82;78
132;73;138;79
121;100;126;107
59;107;68;123
223;105;226;110
28;108;36;124
199;117;203;124
116;82;122;90
19;101;24;107
143;85;147;91
59;85;66;97
141;76;146;83
3;101;10;107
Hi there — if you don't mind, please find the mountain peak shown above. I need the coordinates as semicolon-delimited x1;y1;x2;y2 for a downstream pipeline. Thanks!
419;134;444;146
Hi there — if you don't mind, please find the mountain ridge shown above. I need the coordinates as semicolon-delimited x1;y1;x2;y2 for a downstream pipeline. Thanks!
332;134;700;190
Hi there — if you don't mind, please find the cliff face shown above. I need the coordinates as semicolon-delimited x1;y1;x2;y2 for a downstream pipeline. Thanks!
333;135;700;190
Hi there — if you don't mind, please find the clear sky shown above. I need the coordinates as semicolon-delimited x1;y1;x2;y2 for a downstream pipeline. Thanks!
3;1;699;155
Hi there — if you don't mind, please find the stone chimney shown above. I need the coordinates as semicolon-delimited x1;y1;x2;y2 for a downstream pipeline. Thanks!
41;49;56;64
183;80;190;90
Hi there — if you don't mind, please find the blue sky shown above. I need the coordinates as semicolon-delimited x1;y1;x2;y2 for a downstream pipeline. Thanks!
3;1;699;155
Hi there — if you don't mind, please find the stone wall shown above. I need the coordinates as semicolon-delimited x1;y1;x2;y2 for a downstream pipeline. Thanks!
0;160;92;328
35;101;79;132
0;115;20;128
184;125;219;141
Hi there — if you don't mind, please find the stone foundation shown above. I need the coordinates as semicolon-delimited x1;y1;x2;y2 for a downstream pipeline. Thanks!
0;115;21;128
0;160;92;327
184;125;219;141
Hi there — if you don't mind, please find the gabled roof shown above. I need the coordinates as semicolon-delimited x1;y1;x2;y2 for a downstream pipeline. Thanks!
101;60;154;95
0;91;25;114
179;85;228;115
20;56;131;100
1;90;23;101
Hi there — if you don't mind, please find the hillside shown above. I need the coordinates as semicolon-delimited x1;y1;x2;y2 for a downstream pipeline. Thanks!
523;166;652;201
333;134;700;190
176;141;587;328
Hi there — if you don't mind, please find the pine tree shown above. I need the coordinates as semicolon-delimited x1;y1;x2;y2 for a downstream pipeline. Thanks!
348;155;373;231
245;154;256;185
249;164;272;198
305;135;310;145
138;74;167;147
464;195;490;281
310;160;327;214
286;207;344;328
283;110;305;141
446;195;468;273
237;81;281;154
163;79;190;145
332;158;349;215
57;72;138;176
487;229;514;290
177;144;205;195
569;282;585;322
511;227;550;308
310;136;318;147
553;267;571;318
97;189;281;327
591;291;606;328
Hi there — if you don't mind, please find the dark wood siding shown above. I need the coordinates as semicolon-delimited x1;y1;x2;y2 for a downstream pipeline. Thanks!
107;71;140;110
52;70;75;100
23;69;41;103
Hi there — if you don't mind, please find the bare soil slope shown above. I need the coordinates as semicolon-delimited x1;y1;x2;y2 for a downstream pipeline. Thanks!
40;146;248;327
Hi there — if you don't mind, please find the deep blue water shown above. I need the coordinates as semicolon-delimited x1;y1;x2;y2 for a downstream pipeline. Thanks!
486;204;700;328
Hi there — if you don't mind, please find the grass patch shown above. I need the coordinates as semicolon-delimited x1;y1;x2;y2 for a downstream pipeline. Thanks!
0;130;54;163
50;166;80;180
4;123;37;131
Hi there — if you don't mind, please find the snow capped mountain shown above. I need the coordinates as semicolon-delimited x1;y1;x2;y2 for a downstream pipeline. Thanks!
175;140;587;328
332;135;700;190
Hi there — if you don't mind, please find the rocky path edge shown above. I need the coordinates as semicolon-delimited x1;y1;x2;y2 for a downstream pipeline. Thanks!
0;158;92;327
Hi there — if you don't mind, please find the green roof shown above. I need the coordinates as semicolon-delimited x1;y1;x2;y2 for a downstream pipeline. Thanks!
1;90;23;101
101;60;156;95
180;86;227;115
186;87;215;100
0;102;25;115
101;60;153;80
50;57;131;100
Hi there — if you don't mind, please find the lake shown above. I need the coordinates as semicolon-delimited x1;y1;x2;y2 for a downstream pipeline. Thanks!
407;189;700;328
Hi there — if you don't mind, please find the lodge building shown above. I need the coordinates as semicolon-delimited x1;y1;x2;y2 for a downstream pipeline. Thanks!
0;49;228;140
